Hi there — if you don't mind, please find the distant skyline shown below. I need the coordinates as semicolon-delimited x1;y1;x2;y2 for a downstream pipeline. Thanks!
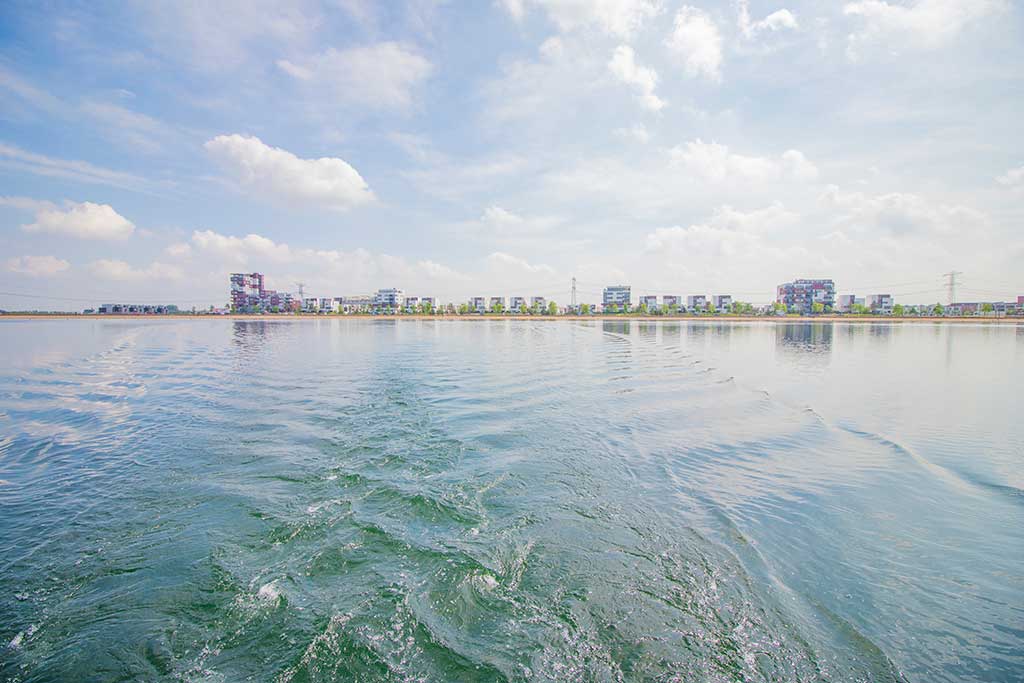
1;0;1022;310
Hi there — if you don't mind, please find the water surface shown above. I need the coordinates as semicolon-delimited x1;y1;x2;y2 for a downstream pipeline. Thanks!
1;319;1021;682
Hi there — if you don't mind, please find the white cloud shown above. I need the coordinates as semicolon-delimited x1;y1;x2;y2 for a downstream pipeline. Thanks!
0;143;147;190
165;242;193;258
504;0;661;38
485;251;557;275
5;255;71;277
822;184;987;236
670;140;818;182
276;42;433;109
738;1;798;39
404;155;528;200
205;134;375;210
996;165;1024;188
89;259;184;281
479;206;563;234
843;0;1007;60
614;123;651;143
608;45;665;111
666;6;723;82
21;201;135;240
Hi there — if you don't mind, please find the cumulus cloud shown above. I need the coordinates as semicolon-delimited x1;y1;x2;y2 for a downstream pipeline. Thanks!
89;259;184;281
276;42;432;109
205;134;375;210
666;6;723;82
165;242;192;258
738;1;798;40
822;184;987;236
5;255;71;277
843;0;1007;60
996;165;1024;188
608;45;665;111
503;0;661;38
670;140;819;182
21;201;135;240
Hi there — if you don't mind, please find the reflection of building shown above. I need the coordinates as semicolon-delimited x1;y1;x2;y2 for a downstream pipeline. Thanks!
777;279;835;313
775;322;834;361
712;295;732;310
603;285;631;308
868;294;893;314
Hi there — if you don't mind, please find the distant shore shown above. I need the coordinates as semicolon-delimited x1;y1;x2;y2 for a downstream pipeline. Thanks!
3;314;1021;324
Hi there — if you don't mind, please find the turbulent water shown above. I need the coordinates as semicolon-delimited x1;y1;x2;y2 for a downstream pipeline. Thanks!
0;319;1021;683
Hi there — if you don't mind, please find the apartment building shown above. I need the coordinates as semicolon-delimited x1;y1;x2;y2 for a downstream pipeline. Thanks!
663;295;683;310
530;296;546;310
776;279;835;313
868;294;893;314
510;296;527;311
639;295;658;309
490;296;506;311
373;288;405;311
603;285;631;308
712;295;732;310
687;295;707;310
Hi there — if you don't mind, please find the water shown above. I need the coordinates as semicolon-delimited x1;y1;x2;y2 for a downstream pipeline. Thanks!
0;319;1021;682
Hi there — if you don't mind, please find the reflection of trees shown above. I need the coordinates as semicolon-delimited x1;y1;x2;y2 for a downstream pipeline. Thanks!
602;321;631;336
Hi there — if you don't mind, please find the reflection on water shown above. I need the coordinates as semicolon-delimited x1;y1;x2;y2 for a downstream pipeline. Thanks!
0;319;1021;683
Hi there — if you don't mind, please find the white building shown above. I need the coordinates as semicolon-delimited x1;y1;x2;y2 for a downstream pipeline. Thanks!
603;285;631;308
420;296;437;310
489;296;505;312
530;296;546;310
837;294;856;313
403;296;419;312
510;296;527;311
319;297;338;314
868;294;894;314
303;297;319;313
373;288;405;310
663;295;683;310
687;295;707;310
470;296;486;313
712;295;732;310
639;295;658;309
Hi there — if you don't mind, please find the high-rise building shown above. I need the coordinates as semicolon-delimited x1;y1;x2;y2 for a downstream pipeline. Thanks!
776;279;835;313
230;272;264;310
603;285;631;307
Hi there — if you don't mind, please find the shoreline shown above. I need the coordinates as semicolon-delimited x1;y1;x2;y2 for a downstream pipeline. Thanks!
2;314;1021;324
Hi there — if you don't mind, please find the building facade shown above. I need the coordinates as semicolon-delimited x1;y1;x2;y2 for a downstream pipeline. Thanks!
489;296;505;311
603;285;631;308
712;295;732;310
663;295;683;310
510;296;527;311
373;288;405;311
868;294;893;314
776;279;836;313
639;295;658;309
687;295;707;310
530;296;546;310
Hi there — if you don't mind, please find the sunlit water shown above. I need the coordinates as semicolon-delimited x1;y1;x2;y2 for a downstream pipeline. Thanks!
0;319;1021;682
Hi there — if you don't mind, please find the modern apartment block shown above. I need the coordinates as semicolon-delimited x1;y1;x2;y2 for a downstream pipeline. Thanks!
603;285;631;308
373;288;405;310
868;294;893;314
470;296;486;313
837;294;856;313
510;296;527;311
530;296;546;310
639;295;658;309
490;296;506;311
776;279;835;313
663;295;683;309
687;295;707;310
712;295;732;310
98;304;179;314
229;272;298;311
420;296;437;309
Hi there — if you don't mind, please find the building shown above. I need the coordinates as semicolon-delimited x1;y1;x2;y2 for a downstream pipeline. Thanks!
1019;296;1024;305
776;279;835;313
837;294;856;313
302;297;319;313
403;296;419;312
603;285;631;308
687;295;707;310
663;295;683;310
230;272;264;310
510;296;527;311
490;296;506;312
373;288;405;311
639;295;658;309
868;294;893;314
470;296;486;313
712;295;732;310
530;296;546;310
98;304;179;314
420;296;437;311
319;297;338;314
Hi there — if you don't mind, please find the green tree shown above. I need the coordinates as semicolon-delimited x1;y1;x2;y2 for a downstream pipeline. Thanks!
932;303;944;316
581;303;591;315
491;302;504;314
981;302;994;315
773;302;787;314
458;303;469;315
547;301;558;316
812;302;825;314
606;303;618;314
892;303;905;317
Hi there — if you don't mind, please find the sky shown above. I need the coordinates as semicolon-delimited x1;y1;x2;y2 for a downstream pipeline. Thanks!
1;0;1022;310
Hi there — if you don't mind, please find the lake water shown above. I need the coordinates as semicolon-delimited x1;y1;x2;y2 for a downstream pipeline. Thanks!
0;319;1021;682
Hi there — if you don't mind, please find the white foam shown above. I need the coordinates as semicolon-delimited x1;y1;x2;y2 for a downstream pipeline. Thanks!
257;582;280;601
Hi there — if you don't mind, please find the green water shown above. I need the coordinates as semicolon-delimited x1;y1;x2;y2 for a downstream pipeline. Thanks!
1;319;1021;681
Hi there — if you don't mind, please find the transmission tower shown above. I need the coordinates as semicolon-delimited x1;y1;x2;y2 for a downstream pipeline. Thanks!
295;282;306;300
570;277;577;309
943;271;962;305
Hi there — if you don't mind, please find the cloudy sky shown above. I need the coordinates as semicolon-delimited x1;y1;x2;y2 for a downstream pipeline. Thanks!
1;0;1021;310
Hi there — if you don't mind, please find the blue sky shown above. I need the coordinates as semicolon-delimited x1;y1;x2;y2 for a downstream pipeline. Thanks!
1;0;1022;310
